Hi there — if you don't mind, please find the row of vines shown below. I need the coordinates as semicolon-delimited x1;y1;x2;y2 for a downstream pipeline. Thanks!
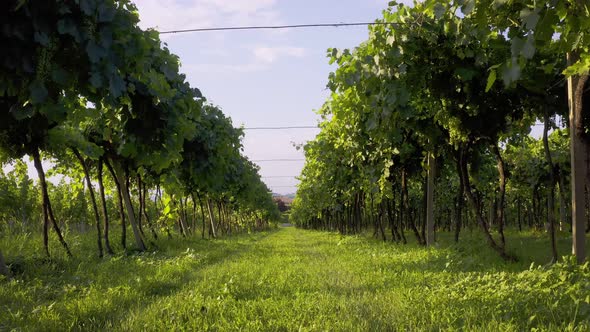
0;0;280;273
291;0;590;263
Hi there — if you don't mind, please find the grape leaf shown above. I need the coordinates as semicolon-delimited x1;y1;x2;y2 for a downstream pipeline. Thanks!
485;69;497;92
29;80;48;104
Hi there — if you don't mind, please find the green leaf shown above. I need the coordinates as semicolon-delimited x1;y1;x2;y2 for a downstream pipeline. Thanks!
99;27;113;49
510;37;524;57
51;67;69;85
86;41;105;63
522;35;535;59
43;103;67;123
501;61;521;86
29;80;48;104
163;204;171;216
57;19;80;41
90;72;103;88
569;32;583;51
79;0;96;15
9;104;34;120
520;8;540;30
98;3;116;22
563;54;590;77
455;67;477;81
160;64;177;81
118;141;137;158
434;3;446;19
485;69;497;92
535;11;558;42
34;31;50;46
386;35;396;46
461;0;474;15
398;87;409;105
366;115;377;131
109;74;126;98
492;0;508;7
193;88;203;99
444;21;457;35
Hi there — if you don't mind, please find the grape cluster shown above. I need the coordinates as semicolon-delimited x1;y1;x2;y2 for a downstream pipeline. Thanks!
35;37;56;81
84;17;96;37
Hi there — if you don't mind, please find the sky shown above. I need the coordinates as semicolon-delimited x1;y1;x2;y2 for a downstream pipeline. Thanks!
133;0;396;194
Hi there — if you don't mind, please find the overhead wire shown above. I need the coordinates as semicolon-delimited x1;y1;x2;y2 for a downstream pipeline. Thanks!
158;21;405;34
262;176;299;178
243;126;318;130
252;159;305;162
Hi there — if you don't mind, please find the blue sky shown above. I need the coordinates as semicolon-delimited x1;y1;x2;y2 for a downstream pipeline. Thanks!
135;0;396;194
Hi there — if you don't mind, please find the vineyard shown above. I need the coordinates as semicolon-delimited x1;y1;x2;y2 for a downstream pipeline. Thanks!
2;0;590;330
0;0;279;264
291;0;590;264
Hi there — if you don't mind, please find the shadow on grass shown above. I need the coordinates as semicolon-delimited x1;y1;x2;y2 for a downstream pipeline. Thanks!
0;229;280;330
299;227;590;275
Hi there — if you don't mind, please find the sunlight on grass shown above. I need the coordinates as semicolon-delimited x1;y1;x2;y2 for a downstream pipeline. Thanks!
1;227;589;331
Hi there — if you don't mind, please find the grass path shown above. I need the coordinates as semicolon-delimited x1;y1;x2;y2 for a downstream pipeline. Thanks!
124;227;393;331
1;227;589;331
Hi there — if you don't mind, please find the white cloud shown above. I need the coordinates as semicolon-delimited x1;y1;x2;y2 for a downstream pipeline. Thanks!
184;62;268;74
133;0;282;32
198;48;230;57
183;45;307;74
253;46;306;63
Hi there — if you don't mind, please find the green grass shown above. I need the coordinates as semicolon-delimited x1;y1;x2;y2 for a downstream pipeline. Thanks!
1;227;590;331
